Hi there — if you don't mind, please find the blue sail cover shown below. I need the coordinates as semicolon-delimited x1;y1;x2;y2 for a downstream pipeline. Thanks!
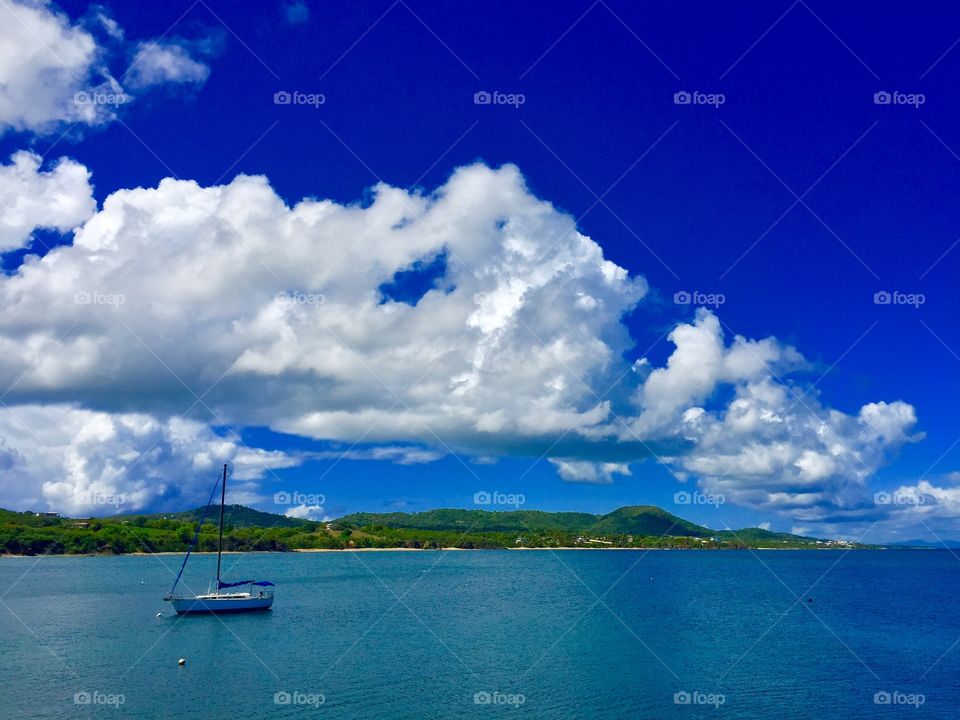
218;579;252;588
218;579;274;589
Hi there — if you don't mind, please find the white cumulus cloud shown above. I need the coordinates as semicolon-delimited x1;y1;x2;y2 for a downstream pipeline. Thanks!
639;311;923;523
284;503;324;520
125;41;211;89
0;159;937;534
0;0;117;132
0;163;646;452
549;459;631;484
311;446;444;464
0;150;96;251
0;0;215;135
0;404;297;515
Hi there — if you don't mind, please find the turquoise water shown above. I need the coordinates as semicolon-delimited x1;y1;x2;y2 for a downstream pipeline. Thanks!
2;550;959;718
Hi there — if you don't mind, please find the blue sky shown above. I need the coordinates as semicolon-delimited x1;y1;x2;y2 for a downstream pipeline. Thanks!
1;0;959;541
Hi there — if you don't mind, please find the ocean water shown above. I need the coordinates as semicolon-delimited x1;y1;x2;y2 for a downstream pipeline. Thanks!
1;549;959;718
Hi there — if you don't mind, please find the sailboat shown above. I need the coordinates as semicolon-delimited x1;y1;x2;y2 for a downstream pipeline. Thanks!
163;463;275;614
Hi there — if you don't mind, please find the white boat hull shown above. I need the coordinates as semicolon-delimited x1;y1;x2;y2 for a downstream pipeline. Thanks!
168;592;274;614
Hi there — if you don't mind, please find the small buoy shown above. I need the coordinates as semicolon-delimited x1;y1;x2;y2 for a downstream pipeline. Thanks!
141;581;145;585
178;658;186;666
156;612;162;618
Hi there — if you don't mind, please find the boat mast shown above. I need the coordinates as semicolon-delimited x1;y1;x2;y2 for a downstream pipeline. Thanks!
216;463;227;589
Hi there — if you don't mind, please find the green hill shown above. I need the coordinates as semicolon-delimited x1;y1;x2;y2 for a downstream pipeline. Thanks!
0;503;848;555
712;527;822;544
335;507;847;550
337;505;825;544
146;504;309;529
587;505;711;536
338;508;599;534
339;505;717;538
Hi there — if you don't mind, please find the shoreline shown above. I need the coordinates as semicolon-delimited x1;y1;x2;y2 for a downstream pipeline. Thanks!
1;546;889;558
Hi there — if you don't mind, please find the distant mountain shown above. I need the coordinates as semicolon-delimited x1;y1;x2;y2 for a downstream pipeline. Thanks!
337;505;823;544
4;503;824;542
587;505;711;537
135;504;311;529
712;527;824;544
891;539;960;549
7;503;832;545
337;508;600;534
0;503;855;555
